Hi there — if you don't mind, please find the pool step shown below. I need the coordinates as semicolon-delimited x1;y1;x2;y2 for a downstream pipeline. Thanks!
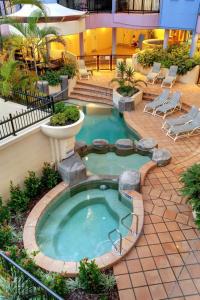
70;81;113;106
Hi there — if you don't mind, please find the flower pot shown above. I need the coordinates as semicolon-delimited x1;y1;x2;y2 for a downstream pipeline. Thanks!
41;110;84;163
113;89;143;112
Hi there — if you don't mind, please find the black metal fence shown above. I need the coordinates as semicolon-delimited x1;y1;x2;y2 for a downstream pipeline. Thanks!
0;94;54;141
116;0;160;13
58;0;112;12
77;54;132;71
0;251;63;299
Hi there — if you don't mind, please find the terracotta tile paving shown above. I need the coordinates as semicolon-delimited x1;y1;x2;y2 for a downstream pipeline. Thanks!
113;101;200;299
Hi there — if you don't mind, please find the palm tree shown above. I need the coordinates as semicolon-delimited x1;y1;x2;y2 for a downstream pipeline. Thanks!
111;62;147;97
1;10;65;75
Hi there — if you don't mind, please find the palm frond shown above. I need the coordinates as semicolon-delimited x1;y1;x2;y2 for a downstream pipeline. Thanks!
11;0;46;16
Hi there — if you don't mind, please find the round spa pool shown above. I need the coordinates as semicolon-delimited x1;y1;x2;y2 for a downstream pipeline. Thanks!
36;181;132;262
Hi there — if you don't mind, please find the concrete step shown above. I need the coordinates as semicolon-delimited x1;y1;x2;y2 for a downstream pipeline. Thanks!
76;81;112;92
73;87;112;100
70;94;113;106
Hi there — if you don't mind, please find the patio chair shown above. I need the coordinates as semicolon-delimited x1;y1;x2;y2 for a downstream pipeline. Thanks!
166;112;200;142
162;105;199;130
161;65;178;88
143;89;170;114
126;58;133;68
77;59;91;80
146;62;161;84
154;91;181;119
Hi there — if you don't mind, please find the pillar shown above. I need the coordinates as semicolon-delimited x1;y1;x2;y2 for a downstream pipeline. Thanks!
163;29;170;49
79;32;84;57
190;32;198;58
60;75;69;99
37;80;49;95
112;0;116;13
112;28;117;56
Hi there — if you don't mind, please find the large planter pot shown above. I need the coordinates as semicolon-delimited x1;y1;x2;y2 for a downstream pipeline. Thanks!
41;110;84;163
177;65;200;84
113;89;143;112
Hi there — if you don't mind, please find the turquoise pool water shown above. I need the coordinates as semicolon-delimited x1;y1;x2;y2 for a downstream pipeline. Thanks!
36;182;132;261
67;99;139;144
83;152;151;176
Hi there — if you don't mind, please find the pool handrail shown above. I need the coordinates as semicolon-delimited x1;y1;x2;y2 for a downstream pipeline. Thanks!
121;212;139;236
108;228;123;255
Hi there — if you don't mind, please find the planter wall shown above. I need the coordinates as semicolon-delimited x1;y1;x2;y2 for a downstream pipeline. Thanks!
68;76;77;95
113;89;143;112
41;110;84;163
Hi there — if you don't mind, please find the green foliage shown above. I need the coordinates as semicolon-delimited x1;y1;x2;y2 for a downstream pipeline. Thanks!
0;225;13;250
24;171;42;199
66;278;83;292
40;70;60;86
137;45;200;75
100;274;116;293
78;259;105;294
180;163;200;229
8;182;29;213
60;62;77;79
54;102;67;113
41;163;60;189
111;62;146;96
50;105;80;126
0;197;10;224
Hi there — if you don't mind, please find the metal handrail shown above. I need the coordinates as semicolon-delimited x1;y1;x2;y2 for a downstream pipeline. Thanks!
121;213;139;236
108;228;123;255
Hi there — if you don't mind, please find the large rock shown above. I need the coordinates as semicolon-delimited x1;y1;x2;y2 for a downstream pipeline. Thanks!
58;153;87;185
136;138;158;152
115;139;135;155
92;139;109;153
119;170;140;192
75;141;88;156
152;149;171;166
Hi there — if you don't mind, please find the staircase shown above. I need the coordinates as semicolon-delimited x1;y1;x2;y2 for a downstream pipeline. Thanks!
70;81;113;106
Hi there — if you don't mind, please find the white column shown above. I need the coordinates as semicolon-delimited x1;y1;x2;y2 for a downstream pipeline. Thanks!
79;32;84;57
112;0;116;13
190;32;198;57
163;29;170;49
112;27;117;55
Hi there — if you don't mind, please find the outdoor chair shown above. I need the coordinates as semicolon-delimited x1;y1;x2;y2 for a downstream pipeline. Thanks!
166;112;200;142
162;105;199;130
161;65;178;88
146;62;161;84
154;91;181;119
143;89;170;114
77;59;91;80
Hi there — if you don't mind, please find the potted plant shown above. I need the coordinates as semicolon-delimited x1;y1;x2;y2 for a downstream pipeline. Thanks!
111;61;146;111
41;102;84;162
180;163;200;229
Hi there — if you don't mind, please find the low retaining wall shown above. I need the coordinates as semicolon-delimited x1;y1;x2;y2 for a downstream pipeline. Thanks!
0;125;52;201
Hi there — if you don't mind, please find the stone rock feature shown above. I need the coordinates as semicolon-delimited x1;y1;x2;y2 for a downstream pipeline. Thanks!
118;98;134;112
119;170;140;192
58;153;87;185
75;141;87;156
92;139;109;153
136;138;158;152
115;139;135;155
152;148;171;166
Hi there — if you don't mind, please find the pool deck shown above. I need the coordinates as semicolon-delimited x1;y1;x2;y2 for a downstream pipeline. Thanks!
83;73;200;300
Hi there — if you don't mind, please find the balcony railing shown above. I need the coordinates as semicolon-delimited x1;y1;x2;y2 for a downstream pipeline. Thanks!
57;0;160;13
116;0;160;13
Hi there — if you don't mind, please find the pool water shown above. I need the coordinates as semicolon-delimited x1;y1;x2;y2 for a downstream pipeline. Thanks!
83;152;151;176
67;99;139;144
36;184;132;261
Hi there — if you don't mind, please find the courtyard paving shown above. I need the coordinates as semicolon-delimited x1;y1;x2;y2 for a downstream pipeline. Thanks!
83;73;200;299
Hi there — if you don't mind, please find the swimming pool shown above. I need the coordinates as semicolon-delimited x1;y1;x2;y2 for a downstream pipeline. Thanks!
83;152;151;176
36;181;132;261
67;99;139;144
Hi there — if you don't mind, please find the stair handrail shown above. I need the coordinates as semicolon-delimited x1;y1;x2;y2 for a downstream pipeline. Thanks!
108;228;123;255
121;213;139;236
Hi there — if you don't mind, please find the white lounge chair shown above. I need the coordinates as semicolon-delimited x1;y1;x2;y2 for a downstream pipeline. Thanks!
162;106;199;130
146;62;161;84
154;91;181;119
166;112;200;141
161;65;178;88
143;89;170;115
77;59;91;80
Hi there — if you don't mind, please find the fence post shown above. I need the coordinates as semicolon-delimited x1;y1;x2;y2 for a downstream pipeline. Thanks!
50;96;55;114
9;113;16;136
97;55;100;71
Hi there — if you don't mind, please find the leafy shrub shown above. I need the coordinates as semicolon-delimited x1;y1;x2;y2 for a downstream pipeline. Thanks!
0;225;13;249
0;197;10;224
24;171;42;199
8;182;29;213
41;163;60;189
137;45;200;75
54;102;67;113
78;259;104;294
50;105;80;126
100;274;116;293
40;70;60;86
60;62;77;79
180;163;200;228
